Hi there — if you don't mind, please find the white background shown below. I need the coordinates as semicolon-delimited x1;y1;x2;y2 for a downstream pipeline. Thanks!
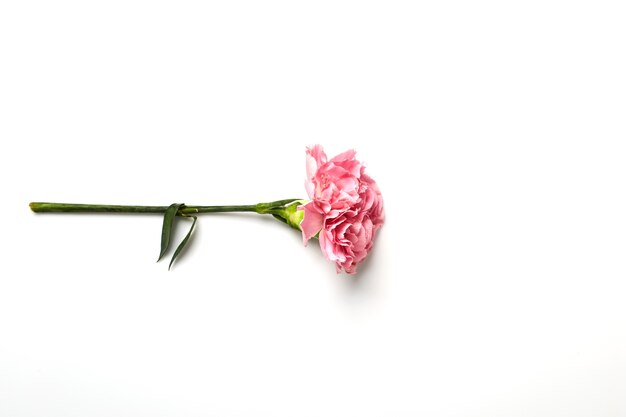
1;1;625;416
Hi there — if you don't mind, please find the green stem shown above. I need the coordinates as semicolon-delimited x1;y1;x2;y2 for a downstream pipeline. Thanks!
29;200;293;214
29;199;307;229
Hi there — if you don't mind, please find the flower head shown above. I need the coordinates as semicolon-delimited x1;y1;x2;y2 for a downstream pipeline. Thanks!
299;145;384;274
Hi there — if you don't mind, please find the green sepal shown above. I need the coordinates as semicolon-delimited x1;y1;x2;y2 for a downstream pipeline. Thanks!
268;200;306;231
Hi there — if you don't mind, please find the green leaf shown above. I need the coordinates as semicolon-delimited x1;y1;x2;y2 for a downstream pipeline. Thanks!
157;203;183;262
169;216;198;270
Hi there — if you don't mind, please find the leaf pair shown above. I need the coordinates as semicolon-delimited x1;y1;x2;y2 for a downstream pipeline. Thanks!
157;203;197;270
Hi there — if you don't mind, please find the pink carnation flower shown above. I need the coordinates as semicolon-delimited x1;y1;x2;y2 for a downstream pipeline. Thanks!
299;145;384;274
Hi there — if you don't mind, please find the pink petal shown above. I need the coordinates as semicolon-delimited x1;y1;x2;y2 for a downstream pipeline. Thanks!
306;154;318;183
306;144;327;178
299;202;324;245
305;179;315;200
330;149;356;163
319;229;346;262
344;263;357;274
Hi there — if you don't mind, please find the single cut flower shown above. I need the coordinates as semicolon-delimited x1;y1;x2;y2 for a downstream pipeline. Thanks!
299;145;384;274
29;145;384;274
